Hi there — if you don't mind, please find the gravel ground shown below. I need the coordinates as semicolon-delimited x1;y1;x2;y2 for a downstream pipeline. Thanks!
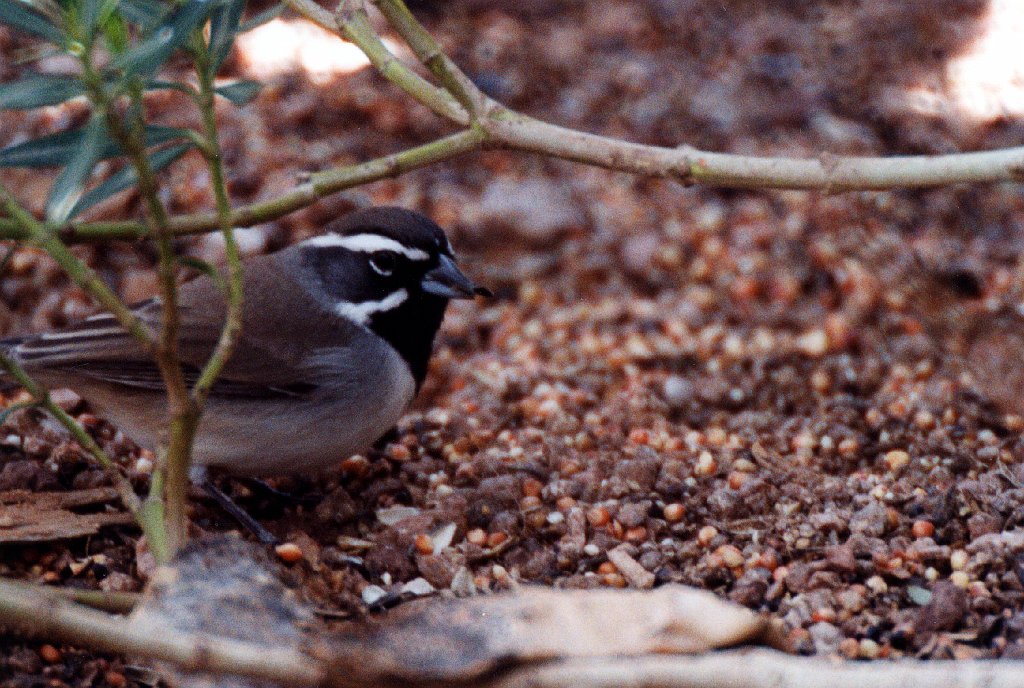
4;0;1024;683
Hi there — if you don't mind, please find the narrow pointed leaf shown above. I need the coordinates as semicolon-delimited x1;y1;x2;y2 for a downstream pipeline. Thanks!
0;124;189;168
176;255;226;293
147;79;198;96
114;0;219;78
0;73;84;109
238;2;282;33
208;0;244;73
214;79;261;105
46;115;106;223
68;142;190;218
81;0;103;30
0;401;38;427
0;0;63;42
116;0;167;29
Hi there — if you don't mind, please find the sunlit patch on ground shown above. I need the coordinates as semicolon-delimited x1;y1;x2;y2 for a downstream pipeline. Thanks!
900;0;1024;121
235;18;405;84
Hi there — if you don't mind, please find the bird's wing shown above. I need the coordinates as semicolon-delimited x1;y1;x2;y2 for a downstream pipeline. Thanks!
11;258;339;397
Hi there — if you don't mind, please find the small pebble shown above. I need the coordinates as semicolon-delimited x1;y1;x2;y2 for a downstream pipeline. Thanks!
911;520;935;538
859;638;881;659
414;533;434;555
697;525;718;546
361;584;387;605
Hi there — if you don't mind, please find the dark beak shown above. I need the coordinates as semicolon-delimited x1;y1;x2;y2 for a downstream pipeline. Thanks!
421;254;489;299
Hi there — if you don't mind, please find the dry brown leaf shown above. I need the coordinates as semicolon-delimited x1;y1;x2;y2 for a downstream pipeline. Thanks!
130;537;785;688
331;585;786;683
0;488;135;542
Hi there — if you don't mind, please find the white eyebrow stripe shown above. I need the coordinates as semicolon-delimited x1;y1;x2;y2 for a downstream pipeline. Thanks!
305;233;430;261
334;288;408;325
35;327;126;342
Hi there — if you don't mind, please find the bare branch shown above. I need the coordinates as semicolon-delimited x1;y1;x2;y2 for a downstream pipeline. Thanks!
329;0;468;121
371;0;491;116
483;112;1024;190
0;130;485;242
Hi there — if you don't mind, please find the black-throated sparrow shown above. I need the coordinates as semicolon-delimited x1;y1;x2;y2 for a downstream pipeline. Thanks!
3;207;485;524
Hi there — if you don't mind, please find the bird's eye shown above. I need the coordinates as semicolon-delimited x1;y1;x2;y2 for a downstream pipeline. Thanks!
369;251;398;277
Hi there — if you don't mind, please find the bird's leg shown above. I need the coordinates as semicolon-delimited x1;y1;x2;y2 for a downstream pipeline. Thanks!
238;477;319;505
190;467;279;545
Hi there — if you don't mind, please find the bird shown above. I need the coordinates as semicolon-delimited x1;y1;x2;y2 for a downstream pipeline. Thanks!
2;206;487;539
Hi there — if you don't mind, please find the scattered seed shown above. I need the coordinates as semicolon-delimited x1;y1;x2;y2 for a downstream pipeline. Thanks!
274;543;303;564
39;645;61;664
663;503;685;522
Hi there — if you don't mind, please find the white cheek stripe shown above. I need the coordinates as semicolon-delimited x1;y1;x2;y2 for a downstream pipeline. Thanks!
306;233;430;261
335;288;408;325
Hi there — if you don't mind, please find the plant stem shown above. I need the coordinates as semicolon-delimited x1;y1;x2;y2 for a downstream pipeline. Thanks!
329;0;467;123
371;0;488;116
79;57;193;558
0;351;142;515
0;187;153;346
190;43;244;409
0;130;488;242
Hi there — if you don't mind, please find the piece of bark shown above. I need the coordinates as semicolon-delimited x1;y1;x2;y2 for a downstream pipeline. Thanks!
330;585;786;684
0;488;134;542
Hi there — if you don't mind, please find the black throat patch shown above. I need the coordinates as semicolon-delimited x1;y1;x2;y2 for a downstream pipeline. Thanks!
367;292;449;390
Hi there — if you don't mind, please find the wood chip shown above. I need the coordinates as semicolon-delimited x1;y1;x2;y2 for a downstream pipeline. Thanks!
0;488;134;543
607;545;656;589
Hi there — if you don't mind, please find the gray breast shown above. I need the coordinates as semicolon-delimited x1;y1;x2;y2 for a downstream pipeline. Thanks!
193;329;416;475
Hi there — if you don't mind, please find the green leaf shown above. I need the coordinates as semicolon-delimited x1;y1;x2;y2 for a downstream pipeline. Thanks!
0;401;38;427
0;0;64;43
207;0;243;73
113;0;219;78
67;141;190;218
0;73;84;109
99;9;129;52
176;255;226;293
0;124;189;168
238;2;282;33
80;0;103;31
146;78;197;97
46;114;105;223
116;0;167;29
214;79;261;105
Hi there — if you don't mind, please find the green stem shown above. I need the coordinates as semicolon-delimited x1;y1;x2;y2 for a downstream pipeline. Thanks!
0;352;142;514
190;44;244;408
329;0;467;123
80;54;193;556
0;188;153;347
140;468;169;563
0;130;488;242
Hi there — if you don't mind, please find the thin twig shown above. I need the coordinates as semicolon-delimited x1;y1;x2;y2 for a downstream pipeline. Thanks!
371;0;491;116
0;130;486;242
0;353;142;514
22;581;140;615
0;186;153;346
0;579;325;685
490;653;1024;688
328;0;469;123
